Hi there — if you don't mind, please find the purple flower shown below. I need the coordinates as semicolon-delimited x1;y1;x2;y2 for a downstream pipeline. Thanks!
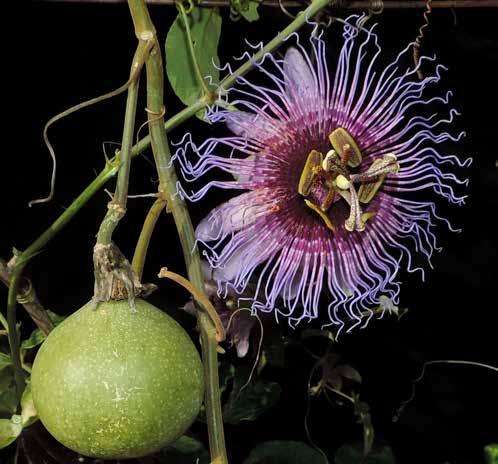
175;18;470;332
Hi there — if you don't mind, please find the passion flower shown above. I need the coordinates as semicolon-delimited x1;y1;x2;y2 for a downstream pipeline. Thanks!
175;18;470;331
31;298;204;459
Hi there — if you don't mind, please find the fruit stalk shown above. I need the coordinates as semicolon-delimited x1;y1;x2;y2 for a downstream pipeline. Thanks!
92;33;156;305
95;40;150;246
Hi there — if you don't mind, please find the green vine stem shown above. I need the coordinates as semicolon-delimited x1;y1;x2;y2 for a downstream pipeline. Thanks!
128;1;228;460
132;197;168;279
92;28;157;306
218;0;332;91
1;258;54;335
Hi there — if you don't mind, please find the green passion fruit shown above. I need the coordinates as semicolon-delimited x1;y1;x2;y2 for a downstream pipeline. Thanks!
31;298;204;459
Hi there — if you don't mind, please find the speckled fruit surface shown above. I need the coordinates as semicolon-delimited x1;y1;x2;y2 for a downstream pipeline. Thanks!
31;298;204;459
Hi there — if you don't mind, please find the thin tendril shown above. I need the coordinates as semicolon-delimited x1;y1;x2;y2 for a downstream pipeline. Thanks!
30;38;154;207
413;0;433;80
393;359;498;422
304;361;331;463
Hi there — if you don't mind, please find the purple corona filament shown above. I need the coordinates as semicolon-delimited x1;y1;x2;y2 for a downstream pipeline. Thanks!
174;18;470;332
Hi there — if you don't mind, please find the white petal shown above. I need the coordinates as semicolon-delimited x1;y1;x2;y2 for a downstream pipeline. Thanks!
225;111;279;140
195;192;271;242
283;47;317;102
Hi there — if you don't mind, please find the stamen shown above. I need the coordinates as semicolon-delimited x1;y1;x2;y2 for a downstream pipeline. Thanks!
298;149;323;196
329;128;362;168
320;183;337;212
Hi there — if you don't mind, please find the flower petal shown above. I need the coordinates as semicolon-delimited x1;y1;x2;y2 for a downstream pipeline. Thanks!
195;190;274;242
225;111;279;141
284;47;317;103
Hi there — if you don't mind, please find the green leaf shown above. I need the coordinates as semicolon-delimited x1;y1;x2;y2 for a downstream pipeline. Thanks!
223;368;281;424
244;441;324;464
0;415;22;449
20;383;37;427
0;353;12;371
0;368;13;391
230;0;261;22
160;435;210;464
21;329;46;351
21;310;65;352
0;369;17;417
21;311;65;353
239;1;260;22
485;444;498;464
335;443;396;464
165;6;221;119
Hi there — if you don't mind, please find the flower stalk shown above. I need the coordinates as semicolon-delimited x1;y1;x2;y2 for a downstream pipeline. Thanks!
127;0;229;459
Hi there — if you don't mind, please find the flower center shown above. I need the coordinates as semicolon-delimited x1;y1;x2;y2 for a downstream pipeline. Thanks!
298;128;400;232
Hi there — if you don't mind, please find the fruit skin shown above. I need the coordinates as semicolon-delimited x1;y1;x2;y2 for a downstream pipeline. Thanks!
31;298;204;459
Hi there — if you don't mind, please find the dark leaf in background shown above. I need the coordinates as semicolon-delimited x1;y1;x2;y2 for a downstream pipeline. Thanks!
0;352;12;371
334;365;362;384
218;361;236;396
261;332;287;369
159;435;210;464
222;365;281;424
244;440;325;464
335;443;396;464
0;368;18;417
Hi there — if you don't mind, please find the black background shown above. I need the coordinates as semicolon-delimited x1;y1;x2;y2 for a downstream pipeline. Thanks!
2;1;497;463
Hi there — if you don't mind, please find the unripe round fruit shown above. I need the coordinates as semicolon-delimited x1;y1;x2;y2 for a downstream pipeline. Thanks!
31;298;204;459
